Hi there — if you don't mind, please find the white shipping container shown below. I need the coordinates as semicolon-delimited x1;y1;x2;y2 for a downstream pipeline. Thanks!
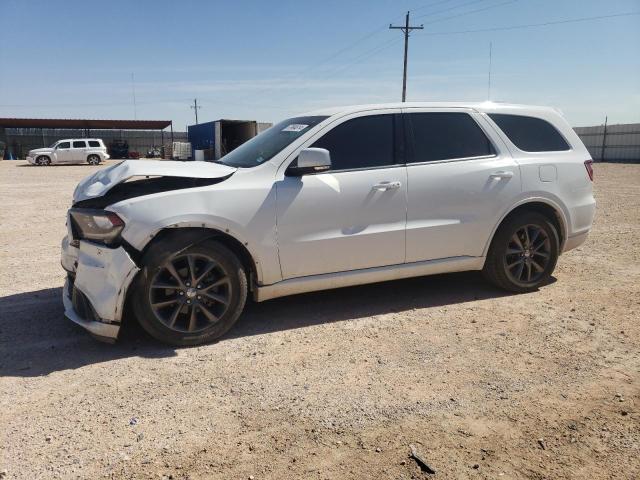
172;142;192;160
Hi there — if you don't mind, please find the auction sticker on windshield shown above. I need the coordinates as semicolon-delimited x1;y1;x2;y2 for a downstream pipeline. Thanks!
282;124;309;132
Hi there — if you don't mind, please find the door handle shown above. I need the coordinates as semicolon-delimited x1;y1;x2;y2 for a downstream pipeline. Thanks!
372;181;401;191
489;170;514;179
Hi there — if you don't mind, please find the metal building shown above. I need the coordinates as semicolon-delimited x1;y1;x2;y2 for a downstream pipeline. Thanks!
0;118;187;159
574;123;640;162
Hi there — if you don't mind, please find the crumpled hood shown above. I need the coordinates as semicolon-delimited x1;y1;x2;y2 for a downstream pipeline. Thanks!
73;160;237;203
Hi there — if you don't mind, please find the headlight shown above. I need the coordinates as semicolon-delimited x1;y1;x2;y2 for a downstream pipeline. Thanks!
69;209;125;246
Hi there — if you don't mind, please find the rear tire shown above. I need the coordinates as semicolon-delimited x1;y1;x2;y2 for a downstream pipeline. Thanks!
132;238;247;346
483;211;559;293
36;155;51;166
87;155;101;165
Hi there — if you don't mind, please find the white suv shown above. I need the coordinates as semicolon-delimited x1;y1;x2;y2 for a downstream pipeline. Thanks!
27;138;109;165
61;103;596;345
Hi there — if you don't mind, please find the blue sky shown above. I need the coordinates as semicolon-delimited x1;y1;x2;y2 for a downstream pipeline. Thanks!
1;0;638;129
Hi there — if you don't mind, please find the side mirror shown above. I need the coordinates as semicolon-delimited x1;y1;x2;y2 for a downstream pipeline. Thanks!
286;148;331;176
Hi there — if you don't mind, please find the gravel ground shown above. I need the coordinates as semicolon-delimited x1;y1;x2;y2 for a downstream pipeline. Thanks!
0;160;638;480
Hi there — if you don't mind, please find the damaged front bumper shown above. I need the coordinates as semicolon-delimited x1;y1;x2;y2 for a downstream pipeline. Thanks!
61;236;140;342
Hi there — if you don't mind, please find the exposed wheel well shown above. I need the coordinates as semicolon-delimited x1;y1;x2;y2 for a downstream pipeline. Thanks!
499;202;565;249
138;227;258;290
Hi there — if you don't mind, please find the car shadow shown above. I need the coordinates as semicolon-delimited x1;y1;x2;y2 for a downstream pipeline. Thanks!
228;271;518;338
0;272;525;378
0;287;175;378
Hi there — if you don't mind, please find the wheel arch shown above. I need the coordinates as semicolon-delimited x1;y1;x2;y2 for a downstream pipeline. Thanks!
133;227;260;290
484;198;568;257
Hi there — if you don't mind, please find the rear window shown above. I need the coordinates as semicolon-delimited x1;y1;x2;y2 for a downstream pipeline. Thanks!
88;140;100;148
406;112;495;163
489;114;570;152
72;141;86;148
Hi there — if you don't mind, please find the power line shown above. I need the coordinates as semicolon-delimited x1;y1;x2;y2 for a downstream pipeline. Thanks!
231;23;396;105
390;12;424;102
240;1;500;103
220;2;492;106
418;11;640;36
195;36;403;111
418;0;517;25
229;37;403;102
286;8;638;100
4;10;637;113
413;0;491;20
312;37;403;81
408;0;458;14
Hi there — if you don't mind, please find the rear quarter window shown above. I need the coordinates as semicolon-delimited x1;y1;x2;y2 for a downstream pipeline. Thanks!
489;113;570;152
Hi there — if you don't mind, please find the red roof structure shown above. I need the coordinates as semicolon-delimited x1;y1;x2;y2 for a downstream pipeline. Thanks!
0;118;172;130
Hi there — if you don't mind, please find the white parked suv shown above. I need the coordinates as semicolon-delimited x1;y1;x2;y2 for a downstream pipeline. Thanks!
61;102;596;345
27;138;109;165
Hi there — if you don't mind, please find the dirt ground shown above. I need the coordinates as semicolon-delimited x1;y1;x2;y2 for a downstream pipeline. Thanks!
0;160;638;480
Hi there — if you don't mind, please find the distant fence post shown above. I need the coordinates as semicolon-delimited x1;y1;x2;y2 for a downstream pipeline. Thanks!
600;116;608;162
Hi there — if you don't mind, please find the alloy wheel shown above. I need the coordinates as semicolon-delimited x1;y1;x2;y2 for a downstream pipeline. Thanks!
149;253;232;333
504;224;551;285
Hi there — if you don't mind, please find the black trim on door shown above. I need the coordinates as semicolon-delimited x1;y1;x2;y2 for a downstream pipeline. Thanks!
393;113;406;166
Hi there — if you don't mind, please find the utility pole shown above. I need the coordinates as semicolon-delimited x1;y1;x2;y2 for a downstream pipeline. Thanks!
190;99;201;124
487;42;493;101
389;11;423;102
600;115;608;162
131;73;137;120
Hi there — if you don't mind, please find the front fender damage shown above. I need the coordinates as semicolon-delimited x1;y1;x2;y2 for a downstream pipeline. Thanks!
63;240;140;341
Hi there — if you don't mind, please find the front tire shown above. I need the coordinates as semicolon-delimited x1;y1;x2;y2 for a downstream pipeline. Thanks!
132;239;248;346
36;155;51;166
483;211;559;292
87;155;101;165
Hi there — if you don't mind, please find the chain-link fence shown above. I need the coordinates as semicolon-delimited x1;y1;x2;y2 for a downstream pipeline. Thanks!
4;122;638;162
1;127;188;159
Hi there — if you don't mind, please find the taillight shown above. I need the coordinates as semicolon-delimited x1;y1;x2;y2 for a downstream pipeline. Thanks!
584;160;594;181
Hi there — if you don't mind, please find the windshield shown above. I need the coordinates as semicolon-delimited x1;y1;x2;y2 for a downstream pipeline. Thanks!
216;116;328;168
49;141;59;148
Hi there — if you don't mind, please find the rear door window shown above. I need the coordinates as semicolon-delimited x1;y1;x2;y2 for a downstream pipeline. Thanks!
406;112;495;163
311;114;395;170
72;141;87;148
88;140;100;148
488;114;570;152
